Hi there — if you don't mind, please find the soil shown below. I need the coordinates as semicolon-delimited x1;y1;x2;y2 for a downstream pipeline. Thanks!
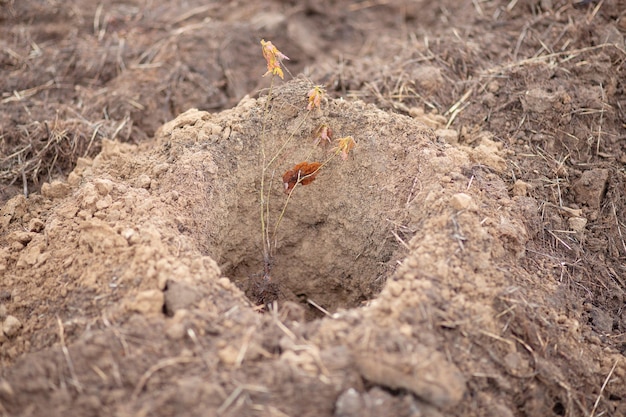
2;1;626;416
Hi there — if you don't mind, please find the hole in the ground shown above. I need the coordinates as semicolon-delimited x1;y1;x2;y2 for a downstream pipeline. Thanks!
194;80;430;319
215;171;414;320
218;178;404;320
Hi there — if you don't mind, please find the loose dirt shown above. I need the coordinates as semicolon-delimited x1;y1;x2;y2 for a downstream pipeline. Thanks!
2;1;626;416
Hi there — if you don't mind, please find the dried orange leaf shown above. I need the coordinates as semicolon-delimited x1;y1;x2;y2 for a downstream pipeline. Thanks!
307;86;325;111
335;136;356;161
313;124;333;146
282;162;322;193
261;39;289;79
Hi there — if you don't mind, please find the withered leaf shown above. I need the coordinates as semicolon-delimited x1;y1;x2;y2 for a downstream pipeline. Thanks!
282;162;322;193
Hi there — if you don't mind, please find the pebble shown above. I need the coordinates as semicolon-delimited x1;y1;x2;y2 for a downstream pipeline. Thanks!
335;388;364;417
386;280;404;297
568;217;587;233
217;345;239;366
28;218;45;232
9;231;34;245
512;180;530;197
94;179;114;195
41;180;70;199
450;193;473;210
136;174;152;189
435;129;459;145
3;315;22;338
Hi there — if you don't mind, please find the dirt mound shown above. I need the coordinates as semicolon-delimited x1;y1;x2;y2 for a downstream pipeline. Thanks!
0;76;623;416
2;1;626;416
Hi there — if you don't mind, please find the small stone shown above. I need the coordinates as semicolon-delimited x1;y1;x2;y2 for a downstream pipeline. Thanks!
412;66;444;92
94;179;114;196
9;231;34;245
353;348;466;408
589;307;613;334
487;80;500;93
573;169;609;208
75;157;93;170
218;277;232;289
568;217;587;233
136;174;152;189
503;351;529;373
41;180;70;199
522;88;558;113
386;280;404;297
95;194;113;210
28;218;45;232
435;129;459;145
3;315;22;338
151;163;170;177
450;193;473;210
166;322;187;340
217;345;239;366
121;228;137;243
512;180;530;197
335;388;364;417
81;183;99;208
67;171;81;187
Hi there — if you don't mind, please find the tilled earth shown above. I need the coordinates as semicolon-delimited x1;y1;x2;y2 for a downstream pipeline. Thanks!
1;1;626;416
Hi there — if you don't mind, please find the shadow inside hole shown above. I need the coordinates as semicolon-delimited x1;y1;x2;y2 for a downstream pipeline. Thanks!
222;240;400;321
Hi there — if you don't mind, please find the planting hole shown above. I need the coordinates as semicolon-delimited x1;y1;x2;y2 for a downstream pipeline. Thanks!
189;81;429;320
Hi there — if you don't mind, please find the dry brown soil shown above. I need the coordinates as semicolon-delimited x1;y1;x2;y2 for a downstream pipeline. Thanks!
2;1;626;416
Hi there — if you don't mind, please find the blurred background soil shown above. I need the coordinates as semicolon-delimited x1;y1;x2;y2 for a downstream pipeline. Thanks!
1;0;626;416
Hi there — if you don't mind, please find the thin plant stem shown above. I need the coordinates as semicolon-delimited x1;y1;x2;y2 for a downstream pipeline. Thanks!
265;111;311;170
265;169;275;255
271;149;342;247
256;47;332;285
272;179;298;256
259;76;275;273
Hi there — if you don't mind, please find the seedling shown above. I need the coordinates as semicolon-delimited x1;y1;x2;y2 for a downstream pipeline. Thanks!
255;40;356;305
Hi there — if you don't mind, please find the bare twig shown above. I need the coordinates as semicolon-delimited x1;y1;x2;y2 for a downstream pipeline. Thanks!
1;80;55;104
235;327;256;368
612;202;626;256
217;384;269;415
269;301;298;340
589;359;618;417
132;356;197;399
57;316;83;393
485;44;617;75
596;83;606;155
307;298;332;317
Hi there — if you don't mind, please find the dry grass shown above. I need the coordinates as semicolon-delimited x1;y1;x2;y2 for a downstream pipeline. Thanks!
0;115;129;196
